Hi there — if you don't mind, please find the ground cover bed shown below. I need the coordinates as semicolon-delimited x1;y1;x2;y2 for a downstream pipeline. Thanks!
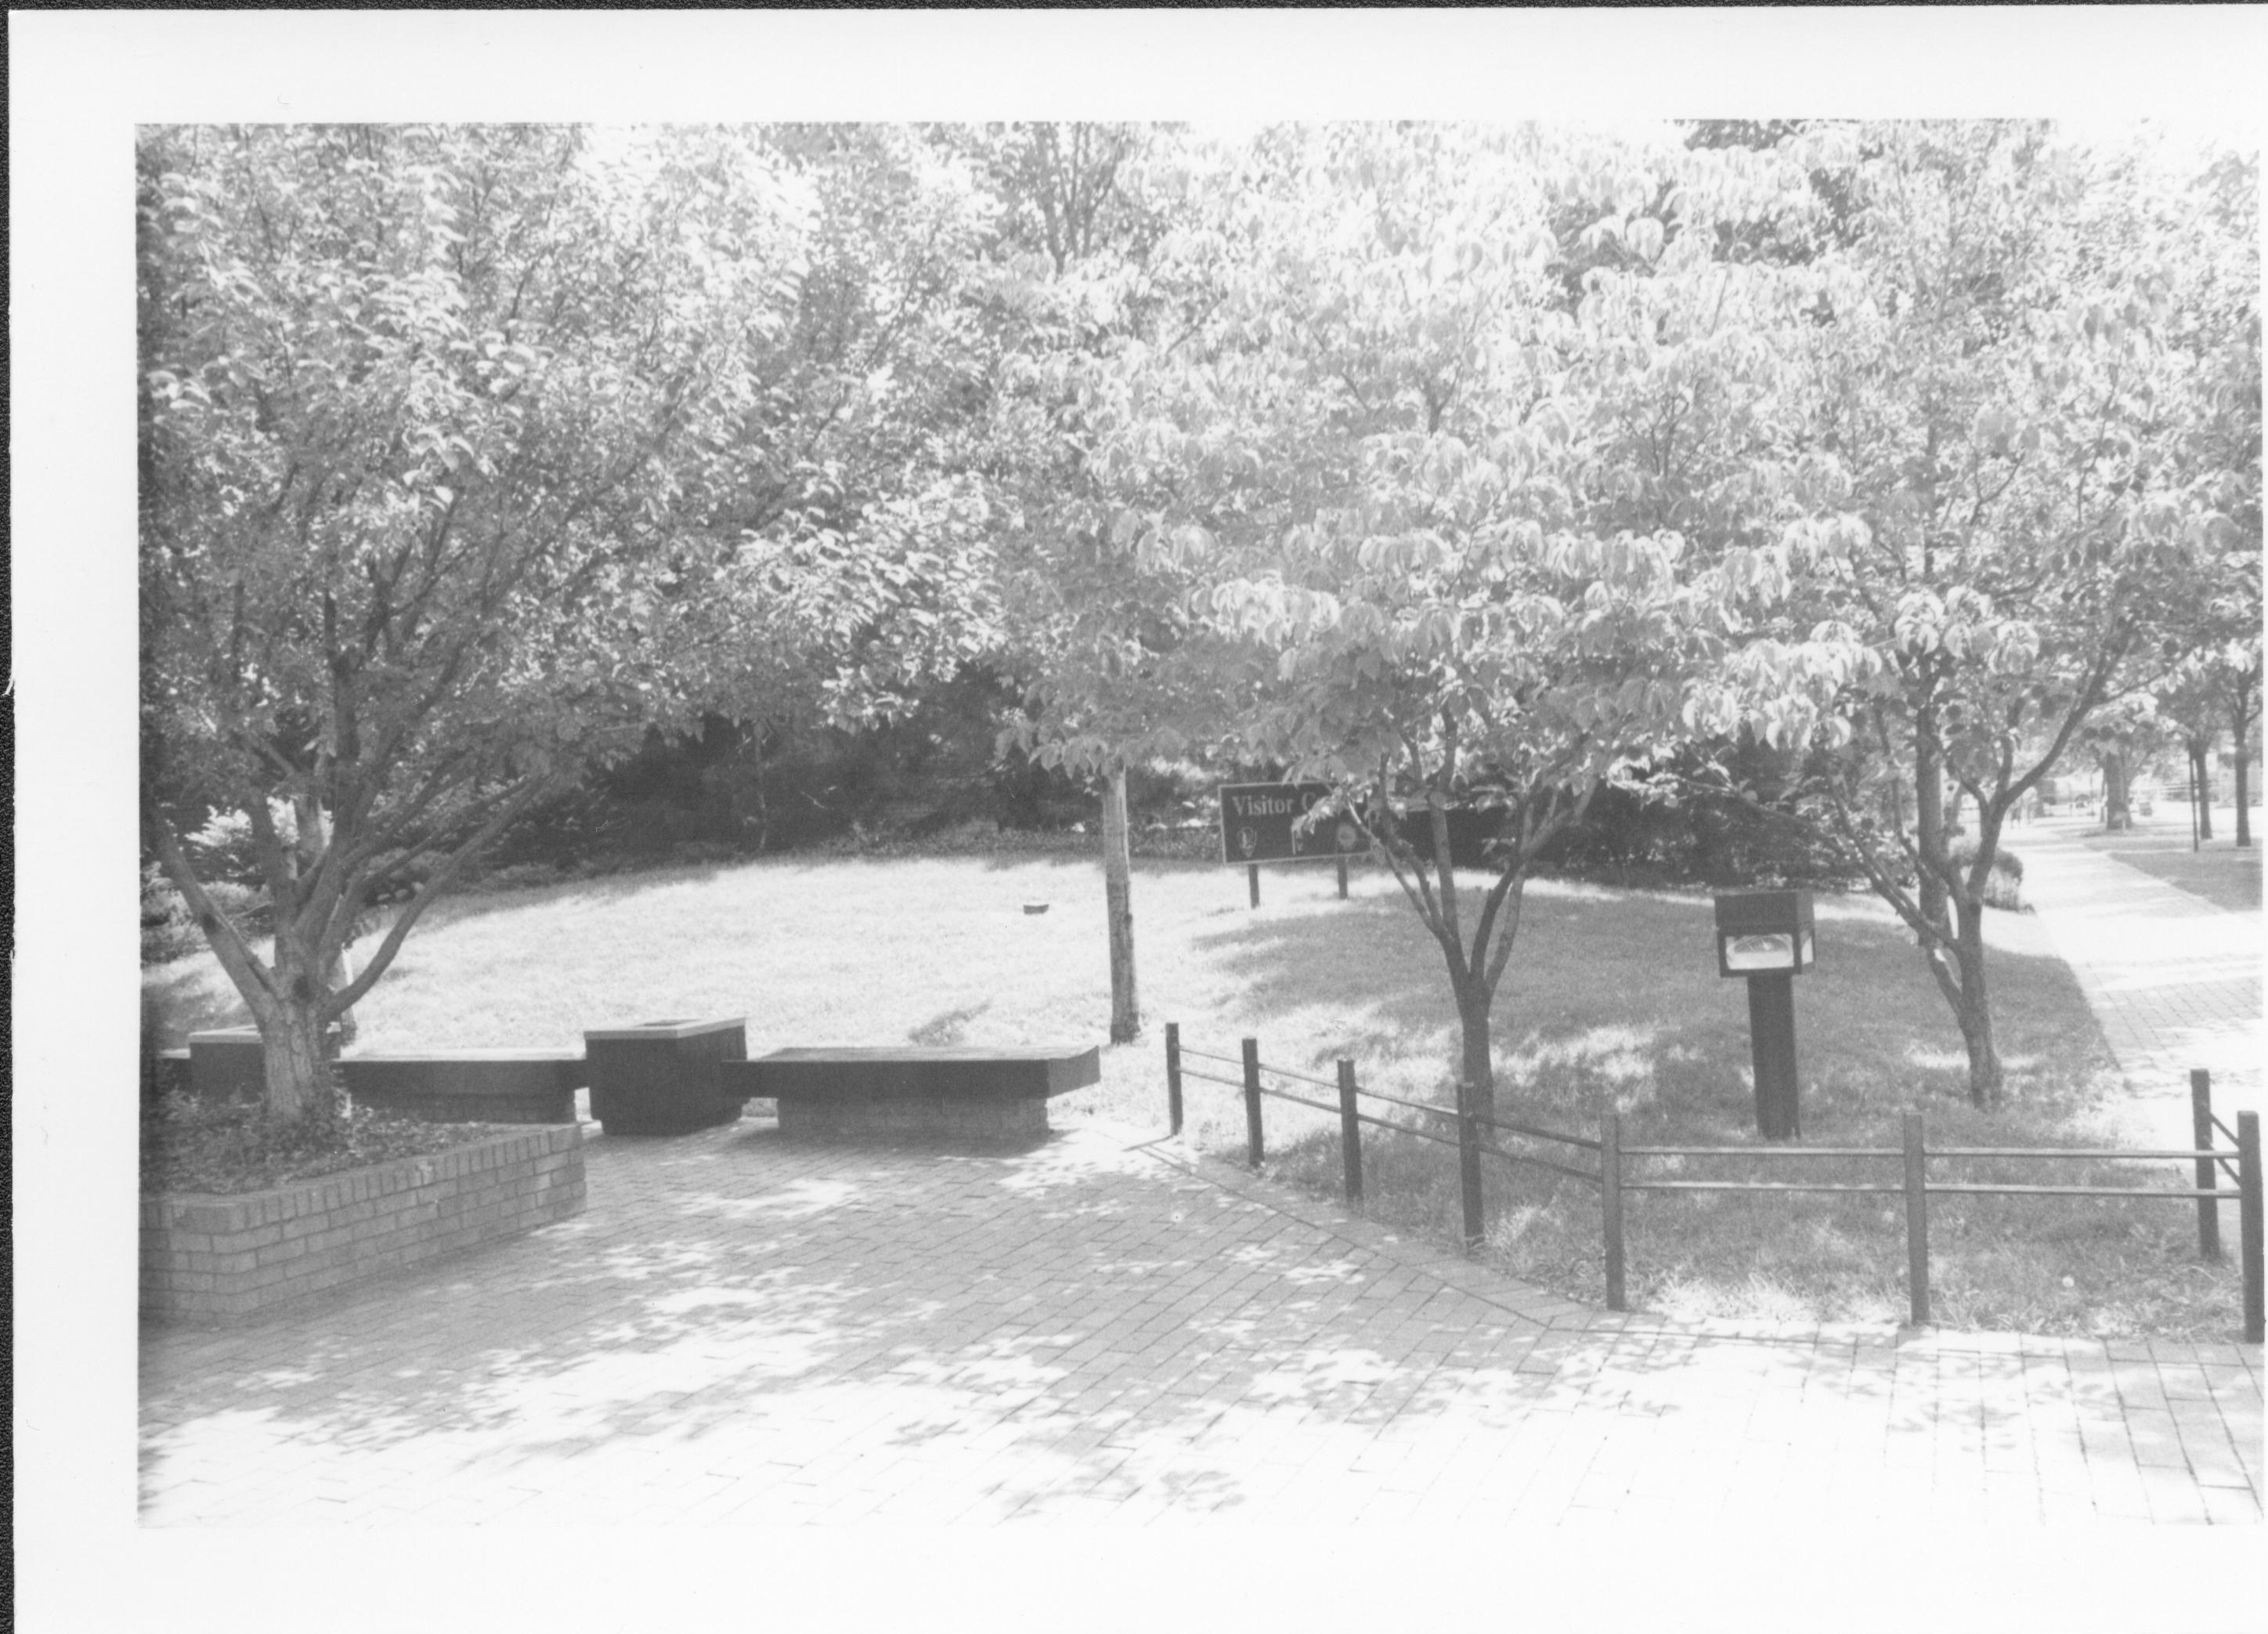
143;848;2245;1338
143;1091;510;1195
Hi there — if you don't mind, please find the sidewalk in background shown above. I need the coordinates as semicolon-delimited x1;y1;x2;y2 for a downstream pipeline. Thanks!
2010;815;2261;1150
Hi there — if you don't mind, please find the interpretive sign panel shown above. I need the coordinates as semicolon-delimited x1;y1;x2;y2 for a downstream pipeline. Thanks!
1218;782;1364;864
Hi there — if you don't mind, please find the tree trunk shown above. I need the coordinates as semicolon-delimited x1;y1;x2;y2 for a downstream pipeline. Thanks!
2190;742;2213;841
2234;672;2256;849
1103;765;1139;1044
301;804;358;1046
330;942;359;1047
1908;694;2003;1108
260;992;338;1122
1914;703;1949;935
1951;896;2003;1108
2101;752;2132;830
1456;981;1496;1120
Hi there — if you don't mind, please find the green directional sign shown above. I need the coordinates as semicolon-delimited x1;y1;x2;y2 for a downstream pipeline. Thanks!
1218;782;1365;864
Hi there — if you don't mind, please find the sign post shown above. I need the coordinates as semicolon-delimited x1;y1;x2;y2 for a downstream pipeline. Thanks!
1219;782;1366;906
1712;891;1817;1140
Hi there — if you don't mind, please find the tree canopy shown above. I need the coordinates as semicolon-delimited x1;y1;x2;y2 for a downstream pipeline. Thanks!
1740;124;2260;1102
141;118;2260;1122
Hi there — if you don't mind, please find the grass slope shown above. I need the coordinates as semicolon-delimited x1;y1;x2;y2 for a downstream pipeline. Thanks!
143;851;2245;1338
2075;809;2263;913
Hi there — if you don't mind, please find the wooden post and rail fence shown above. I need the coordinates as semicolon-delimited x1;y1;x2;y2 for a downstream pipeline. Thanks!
1163;1024;2266;1343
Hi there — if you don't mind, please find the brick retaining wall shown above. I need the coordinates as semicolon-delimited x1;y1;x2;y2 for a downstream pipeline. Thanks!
141;1124;586;1323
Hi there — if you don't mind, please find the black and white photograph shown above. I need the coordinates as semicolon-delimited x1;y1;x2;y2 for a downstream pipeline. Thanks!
13;10;2266;1632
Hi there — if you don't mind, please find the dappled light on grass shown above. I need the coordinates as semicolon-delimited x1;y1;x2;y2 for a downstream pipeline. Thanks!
1497;1023;1681;1119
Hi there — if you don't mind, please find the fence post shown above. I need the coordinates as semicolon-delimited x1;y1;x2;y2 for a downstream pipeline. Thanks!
1338;1058;1363;1207
1165;1022;1184;1137
2238;1112;2263;1346
1456;1080;1486;1256
1904;1112;1930;1329
1241;1036;1264;1169
1248;865;1261;909
1601;1113;1625;1312
2191;1068;2220;1261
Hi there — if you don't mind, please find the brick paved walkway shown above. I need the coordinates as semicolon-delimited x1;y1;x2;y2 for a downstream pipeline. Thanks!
2013;816;2261;1148
139;1117;2263;1526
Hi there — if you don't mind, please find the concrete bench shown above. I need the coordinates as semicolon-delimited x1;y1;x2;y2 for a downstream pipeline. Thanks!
150;1034;584;1125
725;1046;1101;1144
338;1050;587;1124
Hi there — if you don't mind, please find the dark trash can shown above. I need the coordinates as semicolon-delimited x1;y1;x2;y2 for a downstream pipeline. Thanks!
583;1018;747;1136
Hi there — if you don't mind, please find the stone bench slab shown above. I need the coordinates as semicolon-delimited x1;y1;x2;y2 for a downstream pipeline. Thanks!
338;1050;587;1124
724;1046;1101;1143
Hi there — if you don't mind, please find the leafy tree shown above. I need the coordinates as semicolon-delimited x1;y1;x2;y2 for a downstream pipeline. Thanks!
2082;694;2176;830
511;126;1024;857
983;124;1248;1044
139;124;810;1117
2187;150;2263;845
2231;663;2264;848
1095;125;1858;1115
2154;663;2229;840
1753;122;2256;1104
695;125;1013;742
2135;148;2262;845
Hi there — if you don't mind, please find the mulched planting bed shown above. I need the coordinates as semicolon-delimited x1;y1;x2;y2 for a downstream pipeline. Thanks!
143;1094;507;1195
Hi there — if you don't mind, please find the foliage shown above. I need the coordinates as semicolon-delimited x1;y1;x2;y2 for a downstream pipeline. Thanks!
139;123;813;1115
141;119;2257;1124
1948;838;2024;909
700;125;1013;733
1728;122;2260;1103
981;125;1269;779
142;1089;497;1195
1533;764;1861;890
1074;124;1869;1110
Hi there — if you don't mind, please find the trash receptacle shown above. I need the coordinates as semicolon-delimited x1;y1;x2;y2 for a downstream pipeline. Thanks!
187;1027;265;1101
583;1018;747;1136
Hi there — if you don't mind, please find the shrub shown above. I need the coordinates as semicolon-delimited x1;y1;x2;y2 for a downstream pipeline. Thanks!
1951;840;2024;910
140;864;275;963
182;802;303;886
141;865;201;963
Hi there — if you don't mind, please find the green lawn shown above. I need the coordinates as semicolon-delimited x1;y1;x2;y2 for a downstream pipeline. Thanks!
2075;812;2263;913
143;850;2246;1339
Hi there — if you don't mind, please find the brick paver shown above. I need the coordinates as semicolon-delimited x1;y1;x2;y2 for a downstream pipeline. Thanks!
139;1116;2262;1525
2013;815;2261;1147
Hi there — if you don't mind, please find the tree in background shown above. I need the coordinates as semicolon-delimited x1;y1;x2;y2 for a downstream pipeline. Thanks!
2229;651;2263;849
982;123;1251;1044
681;125;1013;816
139;125;811;1117
1753;122;2257;1104
2085;694;2183;831
1097;125;1864;1115
2136;148;2262;848
2189;151;2263;848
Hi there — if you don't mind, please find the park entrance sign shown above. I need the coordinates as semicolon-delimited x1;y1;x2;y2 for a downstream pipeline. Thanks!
1219;783;1364;908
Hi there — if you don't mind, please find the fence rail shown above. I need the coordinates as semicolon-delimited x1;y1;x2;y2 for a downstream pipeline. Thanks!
1161;1025;2265;1344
